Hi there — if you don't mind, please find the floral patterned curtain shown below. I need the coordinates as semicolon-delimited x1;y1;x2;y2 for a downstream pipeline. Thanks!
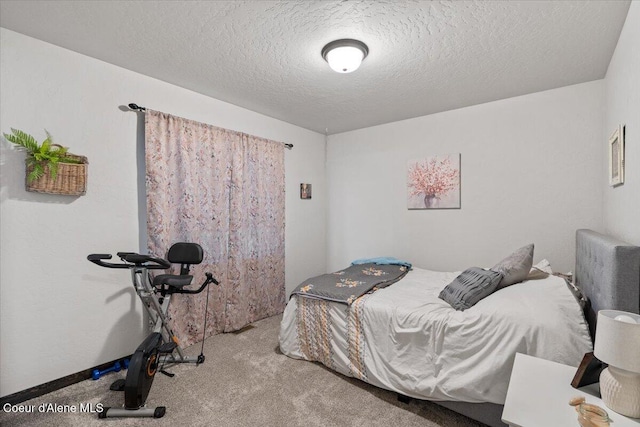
145;110;285;346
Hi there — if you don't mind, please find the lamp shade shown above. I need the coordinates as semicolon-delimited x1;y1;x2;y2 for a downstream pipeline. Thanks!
594;310;640;373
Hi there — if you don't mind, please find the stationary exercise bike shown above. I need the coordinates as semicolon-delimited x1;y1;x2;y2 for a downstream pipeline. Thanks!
88;243;219;419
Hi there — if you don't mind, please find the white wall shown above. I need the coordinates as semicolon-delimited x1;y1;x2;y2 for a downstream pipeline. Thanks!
326;81;604;274
603;1;640;245
0;28;326;397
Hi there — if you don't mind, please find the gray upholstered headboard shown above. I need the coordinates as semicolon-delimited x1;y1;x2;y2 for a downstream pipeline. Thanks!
575;229;640;339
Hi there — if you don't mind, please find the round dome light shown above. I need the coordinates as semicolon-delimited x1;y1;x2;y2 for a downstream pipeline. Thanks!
321;39;369;74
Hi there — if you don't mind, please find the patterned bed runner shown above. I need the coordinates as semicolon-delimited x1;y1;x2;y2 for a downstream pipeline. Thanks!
291;263;409;305
296;297;334;369
295;293;371;381
293;264;409;378
347;294;370;380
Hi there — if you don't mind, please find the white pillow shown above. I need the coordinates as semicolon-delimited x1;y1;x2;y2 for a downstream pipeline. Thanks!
492;244;534;288
527;259;553;280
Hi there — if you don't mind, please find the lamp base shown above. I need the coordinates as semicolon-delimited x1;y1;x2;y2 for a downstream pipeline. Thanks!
600;366;640;418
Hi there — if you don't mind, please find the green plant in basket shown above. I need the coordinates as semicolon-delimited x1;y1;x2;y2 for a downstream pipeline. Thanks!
3;128;82;182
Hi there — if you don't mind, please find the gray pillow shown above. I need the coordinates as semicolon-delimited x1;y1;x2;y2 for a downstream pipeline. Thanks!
492;244;534;289
438;267;504;311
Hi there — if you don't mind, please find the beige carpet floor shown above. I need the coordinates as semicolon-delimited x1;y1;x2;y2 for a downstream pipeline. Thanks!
0;314;487;427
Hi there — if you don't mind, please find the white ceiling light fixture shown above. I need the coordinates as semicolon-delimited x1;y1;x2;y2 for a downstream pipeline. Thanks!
321;39;369;74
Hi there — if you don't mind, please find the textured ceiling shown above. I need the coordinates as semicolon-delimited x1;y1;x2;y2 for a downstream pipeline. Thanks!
0;1;631;134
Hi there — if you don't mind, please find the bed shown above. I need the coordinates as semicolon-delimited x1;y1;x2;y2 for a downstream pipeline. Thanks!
279;230;640;427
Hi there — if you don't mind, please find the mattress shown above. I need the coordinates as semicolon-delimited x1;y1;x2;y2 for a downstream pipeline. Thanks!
279;267;592;404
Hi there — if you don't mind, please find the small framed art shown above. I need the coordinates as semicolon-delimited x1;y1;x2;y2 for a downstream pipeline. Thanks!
609;125;625;187
300;183;312;199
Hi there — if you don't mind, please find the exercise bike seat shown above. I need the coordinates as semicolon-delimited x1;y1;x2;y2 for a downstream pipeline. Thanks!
153;274;193;289
152;243;204;291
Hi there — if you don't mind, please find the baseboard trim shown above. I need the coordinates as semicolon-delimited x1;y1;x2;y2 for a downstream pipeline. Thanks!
0;356;131;406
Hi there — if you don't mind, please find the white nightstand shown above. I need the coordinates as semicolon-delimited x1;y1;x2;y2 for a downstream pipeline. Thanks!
502;353;640;427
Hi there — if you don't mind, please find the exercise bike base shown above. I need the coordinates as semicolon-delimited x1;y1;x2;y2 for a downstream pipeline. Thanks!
159;354;205;364
98;406;166;419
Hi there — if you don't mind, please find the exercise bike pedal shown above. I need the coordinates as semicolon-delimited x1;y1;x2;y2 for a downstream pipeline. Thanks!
109;379;126;391
158;342;177;354
160;369;175;378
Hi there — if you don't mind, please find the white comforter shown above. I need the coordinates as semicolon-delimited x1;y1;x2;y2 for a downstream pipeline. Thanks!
279;267;592;404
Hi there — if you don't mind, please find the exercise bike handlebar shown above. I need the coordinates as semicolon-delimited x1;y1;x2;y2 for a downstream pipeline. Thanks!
87;253;171;270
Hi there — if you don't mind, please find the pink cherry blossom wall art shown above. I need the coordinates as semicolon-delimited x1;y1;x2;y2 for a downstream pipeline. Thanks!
407;154;461;209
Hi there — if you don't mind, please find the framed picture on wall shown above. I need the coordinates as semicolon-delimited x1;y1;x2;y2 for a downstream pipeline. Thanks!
407;154;461;209
300;183;312;199
609;125;625;187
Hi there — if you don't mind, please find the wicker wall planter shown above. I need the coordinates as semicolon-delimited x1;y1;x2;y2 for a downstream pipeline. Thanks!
26;152;88;196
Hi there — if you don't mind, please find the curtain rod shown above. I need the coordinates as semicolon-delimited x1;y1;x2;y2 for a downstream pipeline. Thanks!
127;103;293;149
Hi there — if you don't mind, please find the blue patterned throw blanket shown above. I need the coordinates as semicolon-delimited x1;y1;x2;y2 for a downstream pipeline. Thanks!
291;263;410;305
